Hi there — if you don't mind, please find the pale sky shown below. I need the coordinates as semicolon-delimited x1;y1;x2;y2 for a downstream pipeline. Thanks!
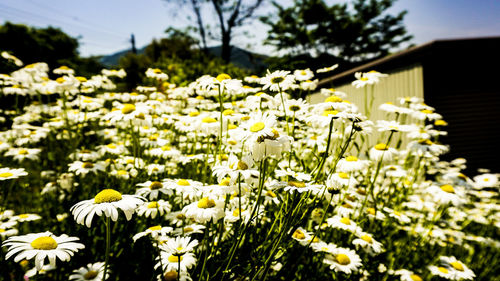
1;0;499;57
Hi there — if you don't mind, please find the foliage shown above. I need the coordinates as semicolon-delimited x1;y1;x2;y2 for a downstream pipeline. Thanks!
261;0;413;69
119;29;249;90
0;22;102;76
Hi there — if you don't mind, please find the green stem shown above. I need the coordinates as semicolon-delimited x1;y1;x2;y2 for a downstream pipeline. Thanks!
103;217;111;281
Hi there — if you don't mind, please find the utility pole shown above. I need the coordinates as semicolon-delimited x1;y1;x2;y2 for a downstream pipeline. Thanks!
130;34;137;54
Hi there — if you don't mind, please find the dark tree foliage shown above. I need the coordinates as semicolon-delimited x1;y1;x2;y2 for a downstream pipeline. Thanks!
0;22;102;76
260;0;413;70
118;28;248;90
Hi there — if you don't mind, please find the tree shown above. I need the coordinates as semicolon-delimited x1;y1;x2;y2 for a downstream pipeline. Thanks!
260;0;412;69
163;0;265;62
0;22;102;75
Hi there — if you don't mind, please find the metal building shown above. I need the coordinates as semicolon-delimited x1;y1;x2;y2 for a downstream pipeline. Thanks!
312;37;500;174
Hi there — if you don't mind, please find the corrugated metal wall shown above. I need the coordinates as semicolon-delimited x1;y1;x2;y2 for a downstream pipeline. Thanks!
309;64;424;147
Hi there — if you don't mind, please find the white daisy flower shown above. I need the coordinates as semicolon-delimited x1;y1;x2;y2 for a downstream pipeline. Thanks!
136;200;172;219
136;180;172;200
337;156;370;173
182;197;225;224
2;231;85;271
316;64;339;73
68;161;105;176
161;236;199;256
260;70;295;92
438;256;475;280
369;143;398;163
69;262;109;281
323;247;363;274
427;184;465;206
70;189;145;227
293;68;314;81
394;269;424;281
326;216;361;233
352;232;384;254
133;225;173;242
12;213;42;222
155;251;197;273
0;167;28;180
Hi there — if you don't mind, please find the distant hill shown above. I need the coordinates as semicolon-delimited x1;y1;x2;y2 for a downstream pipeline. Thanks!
99;46;147;67
99;45;268;72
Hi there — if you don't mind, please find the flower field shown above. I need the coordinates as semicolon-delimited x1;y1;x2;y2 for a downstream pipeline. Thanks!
0;59;499;281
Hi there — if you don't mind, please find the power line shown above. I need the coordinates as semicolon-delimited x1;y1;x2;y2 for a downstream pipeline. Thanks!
0;8;127;52
24;0;130;38
0;3;127;41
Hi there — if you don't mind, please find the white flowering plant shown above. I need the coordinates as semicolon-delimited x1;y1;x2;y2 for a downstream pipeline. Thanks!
0;59;498;281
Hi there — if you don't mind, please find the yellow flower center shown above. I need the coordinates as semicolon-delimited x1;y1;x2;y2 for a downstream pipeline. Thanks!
148;225;162;231
189;111;200;117
56;77;65;83
202;117;217;123
450;261;464;271
0;172;14;178
233;209;243;217
288;181;306;188
147;201;159;208
338;172;349;179
266;190;277;198
345;156;358;162
393;211;401;216
374;143;389;151
335;254;351;265
121;104;136;114
161;145;171;151
340;217;351;225
223;109;234;116
19;214;30;219
31;236;58;250
322;110;338;116
219;178;231;186
18;149;29;155
0;229;5;233
361;234;372;243
83;270;98;279
440;184;455;193
177;179;190;186
228;124;237;130
325;96;342;103
167;255;183;263
94;189;122;203
270;77;284;84
237;161;248;170
421;109;433;114
164;271;178;281
418;139;433;145
116;170;127;176
107;143;117;149
197;197;216;209
434;120;448;126
250;122;265;132
216;73;231;82
292;229;305;240
438;267;449;274
195;95;204;100
150;181;163;190
410;274;422;281
360;77;368;81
